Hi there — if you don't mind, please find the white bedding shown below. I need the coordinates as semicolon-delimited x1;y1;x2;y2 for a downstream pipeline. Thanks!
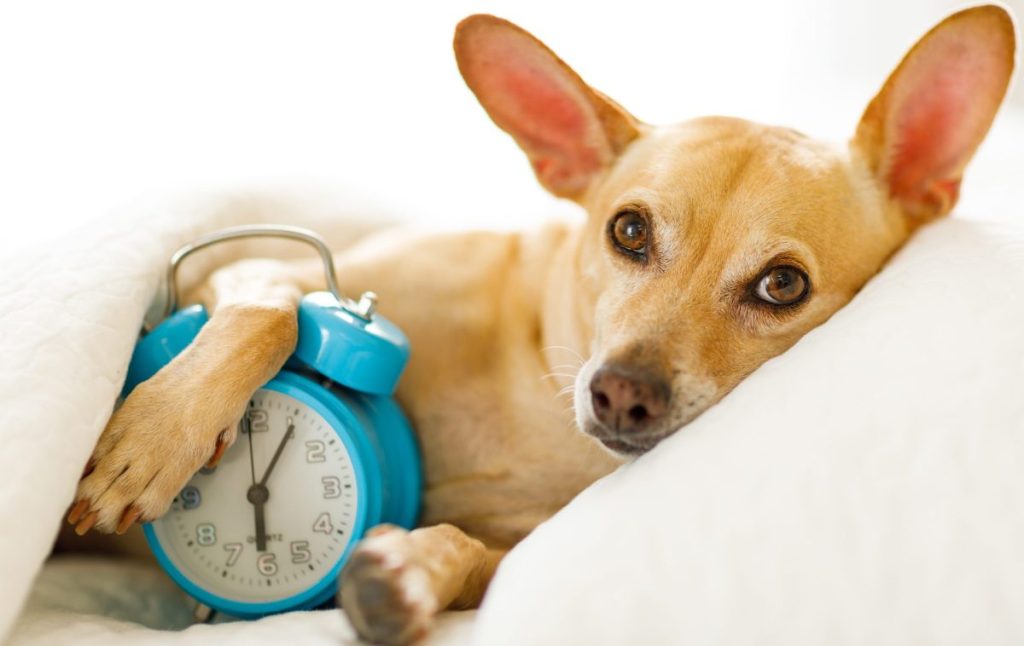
9;557;475;645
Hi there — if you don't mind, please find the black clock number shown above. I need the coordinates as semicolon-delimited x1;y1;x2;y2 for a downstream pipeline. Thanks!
224;542;242;566
305;441;326;463
313;512;333;534
322;476;341;499
257;552;278;576
196;523;217;546
290;540;311;563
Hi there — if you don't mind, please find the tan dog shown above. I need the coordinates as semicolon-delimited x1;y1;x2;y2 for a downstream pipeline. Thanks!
66;7;1015;644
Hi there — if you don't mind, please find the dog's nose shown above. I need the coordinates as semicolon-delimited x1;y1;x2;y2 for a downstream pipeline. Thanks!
589;364;669;433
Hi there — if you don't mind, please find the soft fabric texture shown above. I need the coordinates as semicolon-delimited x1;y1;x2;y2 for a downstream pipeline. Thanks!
9;557;475;645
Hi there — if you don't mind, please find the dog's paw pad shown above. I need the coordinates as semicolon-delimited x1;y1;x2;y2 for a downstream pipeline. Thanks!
339;542;437;645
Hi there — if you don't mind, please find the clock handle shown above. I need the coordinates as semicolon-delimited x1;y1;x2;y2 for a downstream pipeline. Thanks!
148;224;376;332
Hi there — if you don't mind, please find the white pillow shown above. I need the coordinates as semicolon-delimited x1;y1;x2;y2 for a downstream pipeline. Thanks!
473;217;1024;645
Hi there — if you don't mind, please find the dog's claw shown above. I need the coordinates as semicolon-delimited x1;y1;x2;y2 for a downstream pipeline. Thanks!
116;505;142;535
74;510;99;535
67;499;89;525
205;430;230;469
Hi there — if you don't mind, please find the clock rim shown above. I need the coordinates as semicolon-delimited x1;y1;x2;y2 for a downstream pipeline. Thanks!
142;371;374;618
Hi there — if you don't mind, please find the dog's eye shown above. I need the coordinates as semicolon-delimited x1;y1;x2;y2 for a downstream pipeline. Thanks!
753;266;809;306
609;210;648;258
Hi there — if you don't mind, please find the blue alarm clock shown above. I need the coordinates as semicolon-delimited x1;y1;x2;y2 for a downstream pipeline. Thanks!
123;225;422;619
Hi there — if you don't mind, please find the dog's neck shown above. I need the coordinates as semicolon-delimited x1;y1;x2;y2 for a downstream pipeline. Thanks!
522;221;595;392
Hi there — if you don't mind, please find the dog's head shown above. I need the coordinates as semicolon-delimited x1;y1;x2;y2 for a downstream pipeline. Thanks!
454;7;1016;456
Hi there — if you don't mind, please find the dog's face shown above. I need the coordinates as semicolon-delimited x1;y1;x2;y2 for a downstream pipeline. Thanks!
455;7;1015;456
570;118;906;454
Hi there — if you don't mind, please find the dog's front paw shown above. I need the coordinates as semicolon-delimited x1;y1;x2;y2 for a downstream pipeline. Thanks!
339;525;439;645
67;369;239;535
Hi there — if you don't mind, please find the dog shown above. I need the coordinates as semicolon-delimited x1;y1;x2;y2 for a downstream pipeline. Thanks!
65;6;1015;644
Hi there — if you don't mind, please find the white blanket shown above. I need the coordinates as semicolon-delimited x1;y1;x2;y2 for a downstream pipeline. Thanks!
10;556;475;645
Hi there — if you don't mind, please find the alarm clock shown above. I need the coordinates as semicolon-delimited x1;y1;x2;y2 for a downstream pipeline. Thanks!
122;225;422;619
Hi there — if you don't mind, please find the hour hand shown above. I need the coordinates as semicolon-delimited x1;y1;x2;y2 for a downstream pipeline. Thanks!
243;411;269;550
248;487;268;551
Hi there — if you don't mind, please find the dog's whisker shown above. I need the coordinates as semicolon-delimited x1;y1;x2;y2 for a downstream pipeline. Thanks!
548;363;582;372
541;345;586;365
541;372;579;381
551;379;578;405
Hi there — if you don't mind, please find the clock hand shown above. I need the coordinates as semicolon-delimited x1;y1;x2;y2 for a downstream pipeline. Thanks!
242;411;270;551
245;411;256;487
259;419;295;487
252;495;267;551
247;418;294;551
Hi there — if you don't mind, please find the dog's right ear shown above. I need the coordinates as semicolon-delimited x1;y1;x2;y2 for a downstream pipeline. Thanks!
454;14;641;201
853;5;1016;227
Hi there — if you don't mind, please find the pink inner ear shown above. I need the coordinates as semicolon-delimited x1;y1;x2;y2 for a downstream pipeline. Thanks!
462;28;609;194
496;61;589;154
884;22;1011;209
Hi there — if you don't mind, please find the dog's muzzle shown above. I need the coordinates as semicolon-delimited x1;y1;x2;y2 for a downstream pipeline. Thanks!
585;362;671;455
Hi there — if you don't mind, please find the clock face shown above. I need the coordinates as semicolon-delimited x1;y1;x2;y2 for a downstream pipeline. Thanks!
148;386;361;608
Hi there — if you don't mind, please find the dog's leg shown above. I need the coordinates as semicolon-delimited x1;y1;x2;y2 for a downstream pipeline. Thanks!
68;259;304;534
339;523;504;645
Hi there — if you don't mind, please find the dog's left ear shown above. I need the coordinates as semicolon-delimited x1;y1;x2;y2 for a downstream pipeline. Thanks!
853;5;1016;225
455;14;641;201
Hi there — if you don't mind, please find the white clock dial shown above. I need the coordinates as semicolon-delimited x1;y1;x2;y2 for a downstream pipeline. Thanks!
150;388;360;604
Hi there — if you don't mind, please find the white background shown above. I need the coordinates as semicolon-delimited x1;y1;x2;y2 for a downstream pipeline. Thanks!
1;0;1021;257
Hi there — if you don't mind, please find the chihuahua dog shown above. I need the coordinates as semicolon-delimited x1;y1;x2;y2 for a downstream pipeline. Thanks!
66;7;1014;644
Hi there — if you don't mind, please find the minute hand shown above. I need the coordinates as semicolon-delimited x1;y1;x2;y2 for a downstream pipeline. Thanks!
260;420;295;487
